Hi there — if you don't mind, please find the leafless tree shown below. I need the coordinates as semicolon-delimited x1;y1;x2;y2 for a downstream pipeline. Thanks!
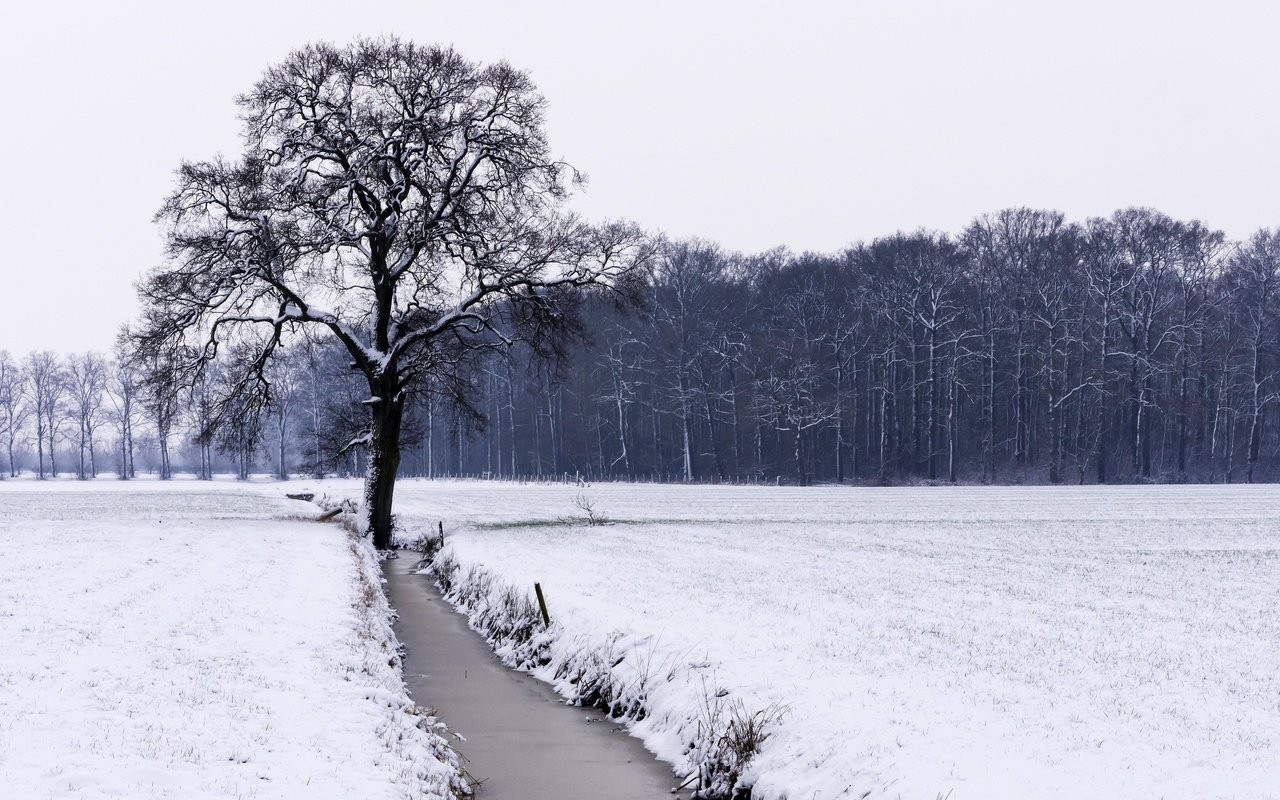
23;352;64;479
0;352;29;477
639;241;740;481
188;365;217;479
1223;229;1280;483
66;352;108;479
132;346;182;480
105;332;141;479
133;39;648;546
266;355;299;480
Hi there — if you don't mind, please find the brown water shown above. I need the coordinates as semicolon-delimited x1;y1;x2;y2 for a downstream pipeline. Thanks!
383;555;686;800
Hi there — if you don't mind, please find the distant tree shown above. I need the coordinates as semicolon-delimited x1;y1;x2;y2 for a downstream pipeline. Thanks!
107;333;141;479
1081;216;1127;483
209;344;268;480
961;217;1013;482
134;39;648;547
0;352;29;477
66;352;108;479
297;335;342;478
266;355;299;480
755;260;843;483
216;389;264;480
1171;222;1225;477
642;241;736;481
188;365;216;479
132;346;182;480
24;352;64;479
1223;229;1280;483
1111;208;1182;479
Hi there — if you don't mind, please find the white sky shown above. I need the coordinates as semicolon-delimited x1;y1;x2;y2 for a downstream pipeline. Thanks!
2;0;1277;353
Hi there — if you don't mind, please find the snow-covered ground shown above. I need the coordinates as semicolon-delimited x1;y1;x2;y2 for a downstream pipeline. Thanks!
357;479;1279;800
0;480;462;799
6;476;1277;798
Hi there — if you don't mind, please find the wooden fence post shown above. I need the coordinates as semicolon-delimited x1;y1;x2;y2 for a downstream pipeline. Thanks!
534;582;551;627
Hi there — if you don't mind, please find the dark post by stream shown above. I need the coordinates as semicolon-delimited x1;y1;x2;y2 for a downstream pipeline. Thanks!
534;582;551;627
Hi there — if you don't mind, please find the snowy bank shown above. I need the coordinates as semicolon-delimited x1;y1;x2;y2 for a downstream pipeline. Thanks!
0;487;466;799
373;479;1280;800
426;546;779;799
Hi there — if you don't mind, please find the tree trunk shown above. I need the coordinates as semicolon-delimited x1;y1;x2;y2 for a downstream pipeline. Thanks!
125;414;135;479
877;356;888;481
426;394;435;479
615;389;630;477
158;433;170;480
794;425;803;485
947;347;960;483
36;418;46;479
1047;324;1062;485
926;326;938;481
48;416;57;478
700;377;725;481
1224;408;1237;483
679;387;693;482
1177;336;1190;477
277;412;288;480
1246;336;1264;483
983;311;996;482
363;388;405;550
506;359;517;478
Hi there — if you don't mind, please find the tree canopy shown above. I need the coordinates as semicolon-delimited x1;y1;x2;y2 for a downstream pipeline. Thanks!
135;38;649;546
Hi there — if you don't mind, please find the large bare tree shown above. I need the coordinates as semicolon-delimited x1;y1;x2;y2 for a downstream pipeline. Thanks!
135;39;647;547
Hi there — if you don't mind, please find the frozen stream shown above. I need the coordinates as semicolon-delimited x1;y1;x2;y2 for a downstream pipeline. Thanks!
382;554;685;800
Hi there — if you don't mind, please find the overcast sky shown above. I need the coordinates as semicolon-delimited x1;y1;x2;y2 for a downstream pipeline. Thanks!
2;0;1277;353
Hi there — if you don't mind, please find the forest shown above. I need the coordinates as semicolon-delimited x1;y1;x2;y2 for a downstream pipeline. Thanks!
3;206;1277;486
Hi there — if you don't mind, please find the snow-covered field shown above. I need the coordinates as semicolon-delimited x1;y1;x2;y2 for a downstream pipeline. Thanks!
366;479;1280;800
0;480;461;799
4;477;1277;799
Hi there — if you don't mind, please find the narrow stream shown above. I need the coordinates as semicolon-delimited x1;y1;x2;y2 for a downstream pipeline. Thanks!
383;554;686;800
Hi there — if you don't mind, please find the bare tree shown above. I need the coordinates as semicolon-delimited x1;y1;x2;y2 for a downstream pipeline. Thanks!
1112;208;1182;479
641;241;736;481
266;356;299;480
133;40;648;546
66;352;108;479
1171;222;1225;477
1224;229;1280;483
133;347;182;480
105;332;141;479
188;365;217;479
0;352;29;477
211;353;267;481
24;352;64;479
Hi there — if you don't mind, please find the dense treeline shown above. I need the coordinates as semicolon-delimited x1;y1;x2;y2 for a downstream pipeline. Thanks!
395;207;1280;485
4;207;1277;485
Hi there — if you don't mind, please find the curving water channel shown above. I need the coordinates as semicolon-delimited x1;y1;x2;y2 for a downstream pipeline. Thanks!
382;554;687;800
